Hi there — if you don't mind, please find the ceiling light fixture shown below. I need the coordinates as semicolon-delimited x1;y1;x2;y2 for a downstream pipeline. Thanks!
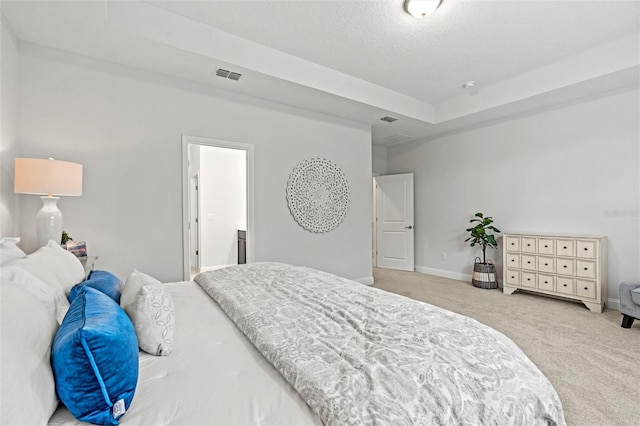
462;81;476;89
403;0;442;18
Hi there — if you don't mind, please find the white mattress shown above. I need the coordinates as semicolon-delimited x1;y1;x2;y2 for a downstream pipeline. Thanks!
48;281;322;425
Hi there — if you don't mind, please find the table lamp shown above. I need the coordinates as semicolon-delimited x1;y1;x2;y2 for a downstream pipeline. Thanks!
14;158;83;247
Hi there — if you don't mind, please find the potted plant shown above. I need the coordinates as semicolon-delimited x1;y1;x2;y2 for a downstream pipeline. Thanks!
465;212;501;289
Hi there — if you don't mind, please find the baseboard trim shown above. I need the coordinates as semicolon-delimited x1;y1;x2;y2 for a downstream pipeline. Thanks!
415;265;472;283
607;298;620;311
354;276;374;286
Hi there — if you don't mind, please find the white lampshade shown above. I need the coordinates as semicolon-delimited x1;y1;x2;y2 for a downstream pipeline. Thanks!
14;158;83;247
14;158;83;196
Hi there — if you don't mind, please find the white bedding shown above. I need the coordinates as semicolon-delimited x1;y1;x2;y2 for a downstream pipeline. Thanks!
48;281;321;426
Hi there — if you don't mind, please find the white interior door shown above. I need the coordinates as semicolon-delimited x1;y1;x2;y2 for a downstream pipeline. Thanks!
375;173;414;271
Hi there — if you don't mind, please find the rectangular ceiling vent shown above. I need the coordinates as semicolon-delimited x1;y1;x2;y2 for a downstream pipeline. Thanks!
380;116;398;123
215;68;242;81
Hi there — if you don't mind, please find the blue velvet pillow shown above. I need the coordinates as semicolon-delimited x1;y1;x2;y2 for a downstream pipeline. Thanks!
68;270;123;304
52;286;139;425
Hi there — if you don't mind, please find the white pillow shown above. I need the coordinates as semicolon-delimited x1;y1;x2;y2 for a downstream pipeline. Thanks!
0;277;59;425
122;270;175;356
0;264;69;324
8;240;85;296
0;240;26;265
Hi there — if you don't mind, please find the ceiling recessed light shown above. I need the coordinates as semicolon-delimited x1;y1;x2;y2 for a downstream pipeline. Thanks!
462;81;476;89
403;0;442;18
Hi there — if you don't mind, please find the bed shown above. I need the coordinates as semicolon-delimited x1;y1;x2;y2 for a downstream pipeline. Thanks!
0;240;565;426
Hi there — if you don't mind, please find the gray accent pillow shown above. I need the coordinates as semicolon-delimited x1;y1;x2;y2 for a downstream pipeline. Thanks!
121;270;175;356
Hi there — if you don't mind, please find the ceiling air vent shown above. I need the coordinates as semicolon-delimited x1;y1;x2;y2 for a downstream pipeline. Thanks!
380;116;398;123
215;68;242;81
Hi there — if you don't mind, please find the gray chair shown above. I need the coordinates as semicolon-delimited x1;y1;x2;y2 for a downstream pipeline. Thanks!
619;282;640;328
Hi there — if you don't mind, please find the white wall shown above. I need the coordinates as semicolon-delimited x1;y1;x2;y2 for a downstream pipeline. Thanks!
0;14;20;238
387;88;640;304
199;145;246;269
17;43;373;283
372;144;388;176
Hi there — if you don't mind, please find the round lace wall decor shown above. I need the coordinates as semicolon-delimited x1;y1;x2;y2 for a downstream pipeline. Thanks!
286;157;350;233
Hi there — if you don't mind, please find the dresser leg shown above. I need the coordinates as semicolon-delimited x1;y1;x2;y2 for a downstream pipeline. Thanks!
621;315;635;328
582;300;603;313
503;286;517;295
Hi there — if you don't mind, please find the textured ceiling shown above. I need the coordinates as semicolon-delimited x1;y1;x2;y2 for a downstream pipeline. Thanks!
2;0;639;146
151;0;640;104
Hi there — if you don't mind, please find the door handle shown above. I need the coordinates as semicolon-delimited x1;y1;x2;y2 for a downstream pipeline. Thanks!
405;225;413;229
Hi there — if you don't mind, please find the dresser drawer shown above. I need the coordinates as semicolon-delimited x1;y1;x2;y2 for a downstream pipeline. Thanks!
557;258;574;275
538;238;555;255
576;279;596;299
576;260;596;279
521;237;536;253
576;240;596;259
521;272;536;288
557;239;575;256
538;256;554;273
538;274;555;291
506;270;520;286
521;255;537;271
506;253;520;268
505;236;520;252
556;277;575;295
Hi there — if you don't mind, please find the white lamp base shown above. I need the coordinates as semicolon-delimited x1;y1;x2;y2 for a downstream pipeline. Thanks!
36;196;63;247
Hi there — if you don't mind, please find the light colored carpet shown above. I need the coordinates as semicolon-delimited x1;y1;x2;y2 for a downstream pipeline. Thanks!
372;268;640;426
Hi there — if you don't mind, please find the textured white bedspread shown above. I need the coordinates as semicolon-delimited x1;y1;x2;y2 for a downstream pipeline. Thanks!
195;262;566;426
48;281;321;426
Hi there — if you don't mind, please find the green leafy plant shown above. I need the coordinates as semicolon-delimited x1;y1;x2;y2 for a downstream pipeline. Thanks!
61;230;72;245
465;212;501;264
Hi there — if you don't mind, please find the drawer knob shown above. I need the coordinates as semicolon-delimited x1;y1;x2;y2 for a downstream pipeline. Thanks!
527;261;531;264
527;244;531;246
584;287;588;290
563;246;567;249
544;245;548;248
563;265;567;268
511;276;515;279
544;263;548;266
544;281;549;284
584;267;588;271
527;278;531;281
563;284;568;287
584;248;588;251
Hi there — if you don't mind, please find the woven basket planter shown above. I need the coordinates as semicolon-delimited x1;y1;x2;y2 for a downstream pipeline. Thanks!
472;258;498;289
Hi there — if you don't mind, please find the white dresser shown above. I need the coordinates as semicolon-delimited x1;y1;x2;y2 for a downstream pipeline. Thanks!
502;233;607;313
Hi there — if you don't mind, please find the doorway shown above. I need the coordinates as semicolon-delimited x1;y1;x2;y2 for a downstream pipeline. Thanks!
181;136;254;280
373;173;415;271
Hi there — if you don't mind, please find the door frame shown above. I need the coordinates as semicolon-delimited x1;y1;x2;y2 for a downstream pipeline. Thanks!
181;135;255;281
190;173;200;270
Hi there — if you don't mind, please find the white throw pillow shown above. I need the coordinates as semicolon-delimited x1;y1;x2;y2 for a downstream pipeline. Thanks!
8;240;85;296
122;270;175;356
0;240;26;265
1;278;59;425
